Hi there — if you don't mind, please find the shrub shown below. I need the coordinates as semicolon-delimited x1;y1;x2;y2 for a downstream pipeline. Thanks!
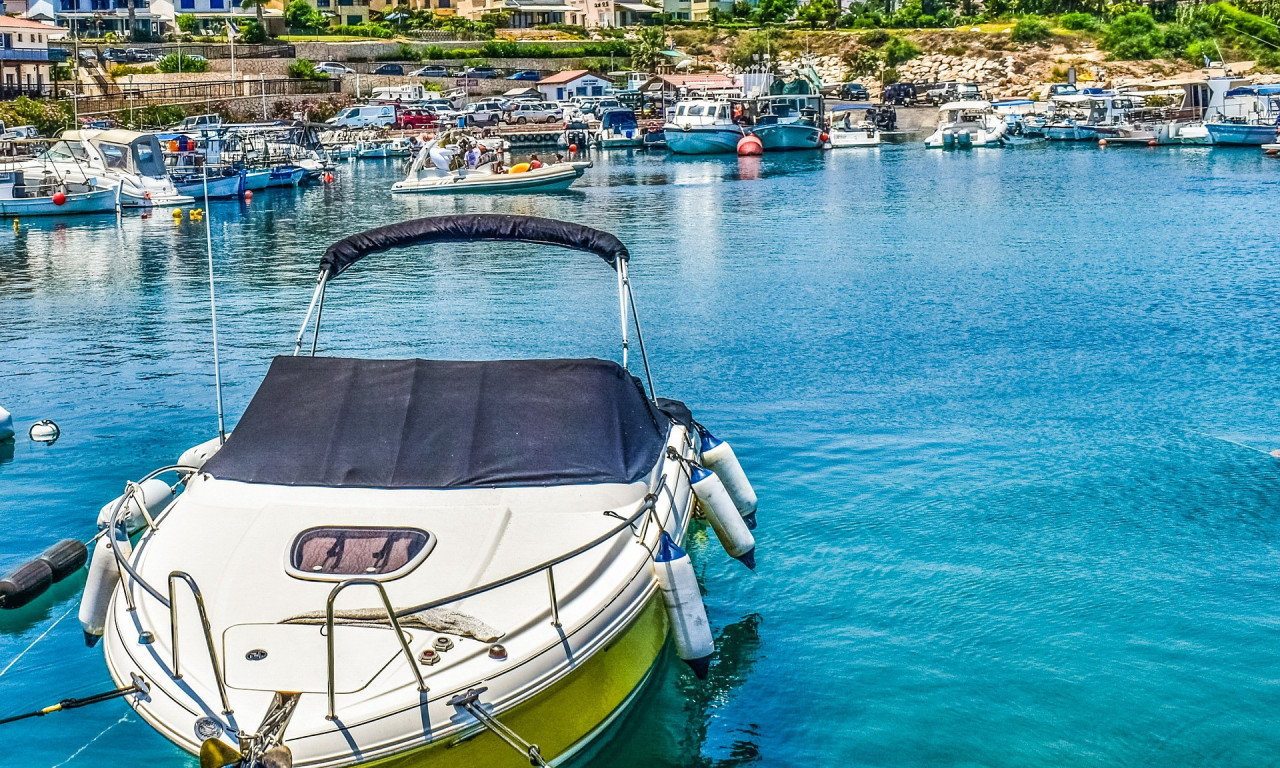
0;96;74;135
880;65;899;84
860;28;890;46
176;13;200;33
882;35;920;65
1101;10;1163;59
332;23;395;38
844;46;881;75
108;63;158;77
287;58;328;79
240;20;268;43
377;42;424;61
1060;12;1097;30
157;53;210;72
1010;17;1051;42
917;14;936;25
126;104;187;129
533;23;588;37
285;0;325;30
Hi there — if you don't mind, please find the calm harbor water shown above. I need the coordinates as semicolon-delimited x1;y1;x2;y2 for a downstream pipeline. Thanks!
3;143;1280;768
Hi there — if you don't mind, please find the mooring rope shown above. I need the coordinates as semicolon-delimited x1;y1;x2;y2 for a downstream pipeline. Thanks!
0;602;76;680
49;714;128;768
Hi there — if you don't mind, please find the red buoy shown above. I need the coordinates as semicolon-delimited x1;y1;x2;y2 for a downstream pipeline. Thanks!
820;133;830;143
244;190;254;202
1147;139;1158;147
568;143;578;154
51;192;67;206
737;134;763;157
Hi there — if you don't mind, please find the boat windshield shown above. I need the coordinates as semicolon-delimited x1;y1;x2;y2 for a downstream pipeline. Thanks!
132;138;167;178
98;142;133;172
40;140;89;163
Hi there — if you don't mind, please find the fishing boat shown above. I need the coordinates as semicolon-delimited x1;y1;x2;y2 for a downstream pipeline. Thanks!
0;169;117;215
923;101;1008;148
393;138;586;194
748;92;824;151
357;137;416;159
825;104;881;147
664;99;745;155
162;135;247;199
22;129;194;207
595;108;644;149
244;165;306;191
1204;84;1280;145
85;213;759;768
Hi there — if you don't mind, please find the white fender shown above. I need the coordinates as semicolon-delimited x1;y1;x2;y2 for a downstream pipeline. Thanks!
690;465;755;570
699;429;757;526
79;525;132;646
0;406;13;441
652;532;713;678
96;478;172;535
178;435;224;470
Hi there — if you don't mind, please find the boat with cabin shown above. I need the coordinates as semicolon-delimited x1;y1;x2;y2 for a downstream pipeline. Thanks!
924;101;1008;148
746;75;825;151
392;136;586;193
825;104;881;147
85;213;759;768
664;99;745;155
595;108;644;149
22;129;194;207
0;169;117;215
1204;84;1280;145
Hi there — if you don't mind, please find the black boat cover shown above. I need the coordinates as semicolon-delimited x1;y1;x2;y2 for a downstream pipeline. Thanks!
201;356;669;489
321;215;630;279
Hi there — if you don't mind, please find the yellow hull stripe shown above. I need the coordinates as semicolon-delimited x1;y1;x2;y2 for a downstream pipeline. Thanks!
363;595;668;768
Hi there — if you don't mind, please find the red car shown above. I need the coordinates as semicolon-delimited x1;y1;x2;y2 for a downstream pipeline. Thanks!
393;108;439;129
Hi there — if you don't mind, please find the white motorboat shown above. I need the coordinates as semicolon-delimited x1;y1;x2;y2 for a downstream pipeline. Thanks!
23;129;194;206
825;104;881;147
357;137;415;159
85;213;759;768
595;108;644;149
393;138;586;194
924;101;1008;148
0;168;117;215
664;99;745;155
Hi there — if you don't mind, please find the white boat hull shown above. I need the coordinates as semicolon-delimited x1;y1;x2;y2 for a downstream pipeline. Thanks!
0;186;117;216
392;164;584;194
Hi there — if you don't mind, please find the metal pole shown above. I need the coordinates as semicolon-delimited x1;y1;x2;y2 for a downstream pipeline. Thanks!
616;260;628;369
545;567;560;627
202;167;227;444
260;72;267;119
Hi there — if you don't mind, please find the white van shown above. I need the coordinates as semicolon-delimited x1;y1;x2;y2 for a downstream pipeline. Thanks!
326;104;397;129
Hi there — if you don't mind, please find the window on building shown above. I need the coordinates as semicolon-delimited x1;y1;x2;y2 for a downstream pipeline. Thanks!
180;0;194;8
17;34;23;42
2;34;12;48
438;0;450;7
347;13;360;23
317;0;329;7
210;0;223;8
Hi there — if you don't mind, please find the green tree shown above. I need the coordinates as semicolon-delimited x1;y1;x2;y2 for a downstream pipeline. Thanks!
240;18;269;42
176;13;200;32
628;24;665;71
285;0;324;29
756;0;797;22
882;35;919;64
731;0;752;16
797;0;839;26
157;53;211;72
237;0;270;36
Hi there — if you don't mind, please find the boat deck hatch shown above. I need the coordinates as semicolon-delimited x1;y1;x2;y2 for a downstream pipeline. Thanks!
288;526;435;581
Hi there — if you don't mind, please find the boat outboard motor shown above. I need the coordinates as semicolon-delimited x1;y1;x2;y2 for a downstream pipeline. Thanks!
653;532;714;679
690;465;755;570
698;426;757;528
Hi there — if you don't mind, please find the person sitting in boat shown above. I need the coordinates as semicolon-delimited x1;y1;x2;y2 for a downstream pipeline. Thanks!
842;113;853;130
554;152;565;165
529;153;543;170
492;150;506;174
465;145;481;169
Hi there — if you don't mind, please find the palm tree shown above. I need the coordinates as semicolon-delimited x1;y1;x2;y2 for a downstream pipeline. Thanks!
238;0;268;33
126;0;137;40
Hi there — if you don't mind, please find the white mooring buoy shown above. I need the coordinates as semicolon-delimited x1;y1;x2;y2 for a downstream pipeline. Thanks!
653;532;714;679
28;419;60;443
0;406;14;441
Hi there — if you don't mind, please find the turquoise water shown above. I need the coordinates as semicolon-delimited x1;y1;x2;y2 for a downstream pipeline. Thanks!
3;143;1280;767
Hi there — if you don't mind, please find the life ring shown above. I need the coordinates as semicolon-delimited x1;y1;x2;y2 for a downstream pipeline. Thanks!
510;162;531;174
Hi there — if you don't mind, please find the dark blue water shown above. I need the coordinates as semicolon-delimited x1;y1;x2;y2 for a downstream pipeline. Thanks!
3;143;1280;768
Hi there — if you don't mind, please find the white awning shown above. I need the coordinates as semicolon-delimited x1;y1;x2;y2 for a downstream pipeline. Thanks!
505;3;576;10
616;2;659;12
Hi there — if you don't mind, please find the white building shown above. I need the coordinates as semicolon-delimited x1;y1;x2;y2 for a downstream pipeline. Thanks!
0;16;64;98
536;69;611;101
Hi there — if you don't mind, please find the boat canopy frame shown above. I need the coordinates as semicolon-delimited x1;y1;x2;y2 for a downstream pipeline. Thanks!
292;214;656;398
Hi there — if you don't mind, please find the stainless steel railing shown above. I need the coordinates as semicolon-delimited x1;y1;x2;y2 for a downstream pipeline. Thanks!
324;578;427;720
168;571;233;715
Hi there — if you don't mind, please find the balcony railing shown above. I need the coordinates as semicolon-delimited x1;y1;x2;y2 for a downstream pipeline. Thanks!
0;48;53;61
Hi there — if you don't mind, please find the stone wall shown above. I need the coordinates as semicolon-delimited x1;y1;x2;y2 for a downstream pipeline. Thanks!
292;39;589;62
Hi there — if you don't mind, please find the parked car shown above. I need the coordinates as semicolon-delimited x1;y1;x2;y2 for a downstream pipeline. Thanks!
76;48;98;63
504;101;560;124
925;81;980;104
174;113;222;132
506;69;541;81
100;48;127;63
579;98;620;117
373;63;404;76
410;65;449;77
125;48;157;62
393;107;439;129
468;66;498;79
316;61;357;77
837;82;869;101
0;125;39;140
461;100;507;127
326;104;397;128
881;81;919;105
185;53;208;63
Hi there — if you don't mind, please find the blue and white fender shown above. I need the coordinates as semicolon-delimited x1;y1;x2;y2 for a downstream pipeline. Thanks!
699;428;758;528
653;532;714;678
690;465;756;570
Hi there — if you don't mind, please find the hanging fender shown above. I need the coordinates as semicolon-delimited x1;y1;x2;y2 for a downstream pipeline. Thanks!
652;532;714;679
690;465;755;570
698;427;758;529
79;525;132;646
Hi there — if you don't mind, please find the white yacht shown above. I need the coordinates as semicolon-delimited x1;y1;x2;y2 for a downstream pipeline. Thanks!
924;101;1008;148
26;129;194;207
664;99;746;155
85;214;759;768
825;104;881;147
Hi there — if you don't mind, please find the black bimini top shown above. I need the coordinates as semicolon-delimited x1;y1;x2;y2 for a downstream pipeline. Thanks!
201;356;669;489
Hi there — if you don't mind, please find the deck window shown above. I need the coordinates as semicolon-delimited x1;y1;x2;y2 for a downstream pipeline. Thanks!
289;526;434;580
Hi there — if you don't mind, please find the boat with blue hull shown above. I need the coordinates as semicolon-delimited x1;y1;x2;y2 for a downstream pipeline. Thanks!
244;165;306;190
1206;122;1278;145
664;100;744;155
1204;85;1280;145
172;169;246;199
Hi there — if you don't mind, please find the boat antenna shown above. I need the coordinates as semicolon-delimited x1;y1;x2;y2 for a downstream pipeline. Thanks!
202;167;227;444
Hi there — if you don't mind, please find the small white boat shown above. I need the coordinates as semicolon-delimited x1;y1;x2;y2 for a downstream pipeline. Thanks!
357;137;415;159
392;138;585;194
88;213;758;768
825;104;881;147
244;166;306;191
664;100;745;155
23;129;194;206
924;101;1008;148
0;169;117;216
595;108;644;149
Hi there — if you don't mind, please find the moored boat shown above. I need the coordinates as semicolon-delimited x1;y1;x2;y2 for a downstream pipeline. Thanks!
825;104;881;147
393;139;585;194
21;129;194;207
924;101;1008;148
0;169;117;216
88;213;759;768
664;100;745;155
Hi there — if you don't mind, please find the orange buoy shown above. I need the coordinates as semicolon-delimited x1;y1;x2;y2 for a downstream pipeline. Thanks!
51;192;67;206
243;190;253;201
1098;139;1108;147
568;143;578;153
737;134;763;157
1147;139;1158;147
